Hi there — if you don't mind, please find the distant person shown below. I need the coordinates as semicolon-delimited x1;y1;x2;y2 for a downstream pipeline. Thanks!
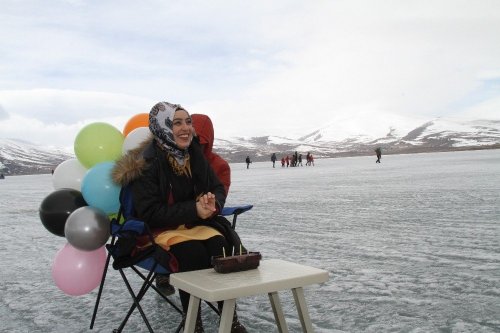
0;173;4;179
285;155;290;167
298;154;303;166
281;157;285;167
51;169;54;175
245;156;252;169
306;153;315;166
271;153;277;168
375;147;382;163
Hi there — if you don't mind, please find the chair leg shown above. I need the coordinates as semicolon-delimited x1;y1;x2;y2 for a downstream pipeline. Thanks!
231;214;238;229
174;316;185;333
116;268;156;333
90;250;112;329
97;258;183;332
131;266;183;314
205;300;220;315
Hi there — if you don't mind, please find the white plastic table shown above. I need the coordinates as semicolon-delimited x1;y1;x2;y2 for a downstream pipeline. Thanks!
169;259;329;333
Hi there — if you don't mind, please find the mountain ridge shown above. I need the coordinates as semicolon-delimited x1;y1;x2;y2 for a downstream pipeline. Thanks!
213;118;500;162
1;117;499;175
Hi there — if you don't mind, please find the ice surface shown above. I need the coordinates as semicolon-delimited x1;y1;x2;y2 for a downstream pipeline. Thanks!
0;150;499;332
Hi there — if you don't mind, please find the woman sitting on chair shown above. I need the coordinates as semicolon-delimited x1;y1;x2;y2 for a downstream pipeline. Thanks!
112;101;247;333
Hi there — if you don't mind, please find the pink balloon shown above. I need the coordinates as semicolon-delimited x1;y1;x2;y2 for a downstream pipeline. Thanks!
51;243;107;296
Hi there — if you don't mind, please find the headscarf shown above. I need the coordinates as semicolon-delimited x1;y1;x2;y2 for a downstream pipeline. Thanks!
149;101;191;166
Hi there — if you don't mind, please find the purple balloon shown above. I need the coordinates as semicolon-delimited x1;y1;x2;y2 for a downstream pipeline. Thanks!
51;243;107;296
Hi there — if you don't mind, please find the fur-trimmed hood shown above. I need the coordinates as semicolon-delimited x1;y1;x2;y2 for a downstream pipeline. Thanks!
112;138;152;187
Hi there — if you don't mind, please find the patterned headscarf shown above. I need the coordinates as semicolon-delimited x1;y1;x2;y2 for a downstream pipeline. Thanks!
149;101;190;165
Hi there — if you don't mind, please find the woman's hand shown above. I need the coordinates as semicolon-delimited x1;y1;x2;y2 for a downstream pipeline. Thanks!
196;192;217;219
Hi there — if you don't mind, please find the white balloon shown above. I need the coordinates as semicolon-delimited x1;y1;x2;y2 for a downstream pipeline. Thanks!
52;158;88;191
122;127;151;154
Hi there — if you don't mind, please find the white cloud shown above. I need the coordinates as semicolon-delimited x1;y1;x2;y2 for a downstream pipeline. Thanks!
0;89;152;124
458;95;500;119
0;113;80;148
0;90;153;147
0;104;7;120
1;0;500;145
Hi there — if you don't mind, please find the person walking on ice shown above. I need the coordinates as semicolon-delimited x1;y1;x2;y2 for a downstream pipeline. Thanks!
375;147;382;163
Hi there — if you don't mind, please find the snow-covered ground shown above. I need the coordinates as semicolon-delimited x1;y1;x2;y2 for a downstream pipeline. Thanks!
0;150;499;332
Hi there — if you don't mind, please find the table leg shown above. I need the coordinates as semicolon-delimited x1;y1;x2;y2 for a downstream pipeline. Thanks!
184;295;200;333
292;287;313;332
218;298;236;333
268;291;289;333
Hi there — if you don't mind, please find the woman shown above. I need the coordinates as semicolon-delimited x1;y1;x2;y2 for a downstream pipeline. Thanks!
112;101;247;333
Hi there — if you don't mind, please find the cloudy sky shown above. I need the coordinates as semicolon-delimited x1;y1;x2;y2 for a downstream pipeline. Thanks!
1;0;499;147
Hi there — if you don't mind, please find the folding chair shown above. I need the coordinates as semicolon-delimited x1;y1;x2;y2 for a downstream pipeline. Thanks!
90;185;253;333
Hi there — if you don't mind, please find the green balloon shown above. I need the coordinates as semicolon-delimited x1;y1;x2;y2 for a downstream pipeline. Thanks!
74;122;124;168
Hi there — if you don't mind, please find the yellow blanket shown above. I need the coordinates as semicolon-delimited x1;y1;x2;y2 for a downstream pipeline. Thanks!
150;225;221;251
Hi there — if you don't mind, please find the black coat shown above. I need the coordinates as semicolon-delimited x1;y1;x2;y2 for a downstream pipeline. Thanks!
127;140;226;229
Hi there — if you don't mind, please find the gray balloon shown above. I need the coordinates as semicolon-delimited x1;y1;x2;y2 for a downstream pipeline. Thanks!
64;206;110;251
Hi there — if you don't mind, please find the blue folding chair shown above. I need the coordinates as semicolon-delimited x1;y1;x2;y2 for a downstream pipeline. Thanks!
90;185;253;333
221;204;253;229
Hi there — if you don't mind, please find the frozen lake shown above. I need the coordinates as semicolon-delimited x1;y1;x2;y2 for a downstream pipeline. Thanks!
1;150;499;332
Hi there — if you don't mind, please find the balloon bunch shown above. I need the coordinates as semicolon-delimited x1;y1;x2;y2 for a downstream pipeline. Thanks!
39;114;151;296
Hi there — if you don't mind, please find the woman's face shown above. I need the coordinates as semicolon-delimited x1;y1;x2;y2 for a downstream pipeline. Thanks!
172;110;193;149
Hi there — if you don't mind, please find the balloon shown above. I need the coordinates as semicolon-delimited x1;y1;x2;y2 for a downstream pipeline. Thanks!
123;113;149;137
74;122;124;169
39;189;88;237
122;127;151;154
81;161;120;214
64;206;110;251
51;243;107;296
52;158;88;190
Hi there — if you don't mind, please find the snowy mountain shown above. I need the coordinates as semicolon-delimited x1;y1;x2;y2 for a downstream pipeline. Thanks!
0;139;72;175
213;118;500;162
0;118;499;175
